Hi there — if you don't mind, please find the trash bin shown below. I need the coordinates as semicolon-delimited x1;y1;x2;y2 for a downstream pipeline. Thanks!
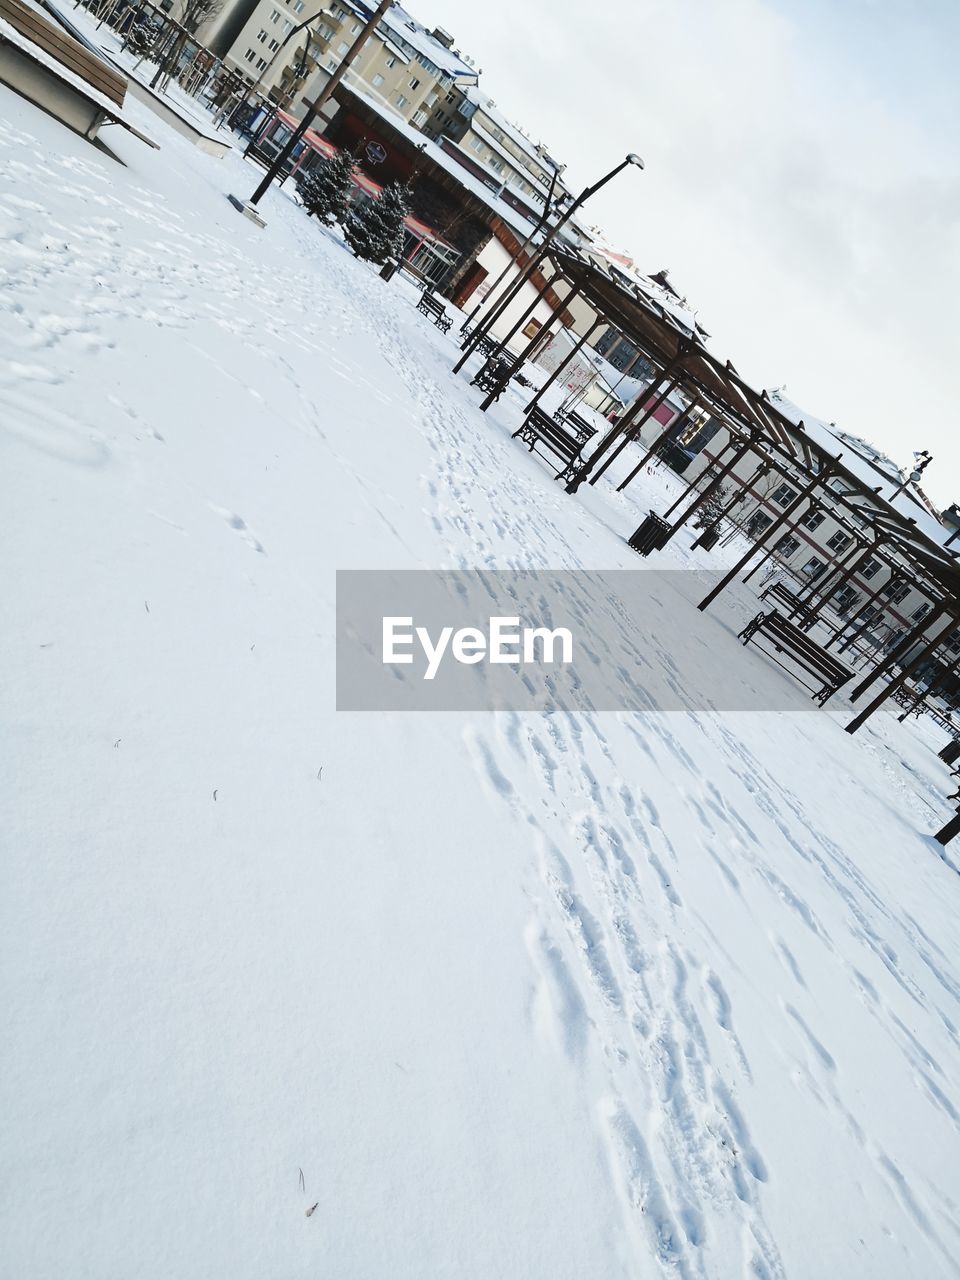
627;512;672;556
938;739;960;764
379;258;399;282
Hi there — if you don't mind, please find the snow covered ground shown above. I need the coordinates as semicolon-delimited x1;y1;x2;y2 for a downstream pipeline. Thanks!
2;85;960;1280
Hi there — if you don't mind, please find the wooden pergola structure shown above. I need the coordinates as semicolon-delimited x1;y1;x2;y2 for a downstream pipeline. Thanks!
457;241;960;738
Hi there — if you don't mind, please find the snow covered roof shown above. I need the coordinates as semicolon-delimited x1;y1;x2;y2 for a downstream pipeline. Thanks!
463;86;562;184
766;391;953;548
343;1;476;83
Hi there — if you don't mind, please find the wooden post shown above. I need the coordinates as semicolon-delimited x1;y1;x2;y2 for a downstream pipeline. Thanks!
934;810;960;846
615;398;703;491
846;601;948;703
454;270;555;374
587;375;684;485
479;286;579;412
898;652;960;722
800;535;871;614
845;614;958;734
564;349;689;493
697;463;838;613
522;318;605;416
833;559;900;654
691;458;770;548
665;434;753;525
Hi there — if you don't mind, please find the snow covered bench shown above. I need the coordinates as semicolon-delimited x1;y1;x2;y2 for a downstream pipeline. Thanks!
760;580;817;631
415;289;452;333
556;406;597;446
738;610;852;705
471;356;513;402
513;406;590;484
0;0;155;147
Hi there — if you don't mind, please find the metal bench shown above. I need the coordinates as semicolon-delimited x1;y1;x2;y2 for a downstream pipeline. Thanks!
471;357;513;402
739;610;852;705
415;290;452;333
556;406;597;446
512;406;588;483
760;580;818;631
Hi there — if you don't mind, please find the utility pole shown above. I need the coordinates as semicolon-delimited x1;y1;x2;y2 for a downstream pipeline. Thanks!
229;0;393;226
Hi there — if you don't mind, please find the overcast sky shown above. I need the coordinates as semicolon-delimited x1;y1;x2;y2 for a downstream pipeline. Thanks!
407;0;959;506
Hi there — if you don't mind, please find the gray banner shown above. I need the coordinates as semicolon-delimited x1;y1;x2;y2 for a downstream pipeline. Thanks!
336;570;822;712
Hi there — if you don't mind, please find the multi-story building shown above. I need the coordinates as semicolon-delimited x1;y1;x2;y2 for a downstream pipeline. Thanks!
421;85;571;212
202;1;477;127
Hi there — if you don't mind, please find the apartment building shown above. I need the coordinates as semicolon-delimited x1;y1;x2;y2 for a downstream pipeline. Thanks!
421;85;571;211
205;0;476;125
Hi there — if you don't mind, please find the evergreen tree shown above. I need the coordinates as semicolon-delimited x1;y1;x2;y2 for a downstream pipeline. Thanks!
296;150;356;226
343;181;410;265
693;482;729;531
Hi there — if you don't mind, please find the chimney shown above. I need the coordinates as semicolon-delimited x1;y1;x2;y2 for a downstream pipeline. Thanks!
431;26;455;48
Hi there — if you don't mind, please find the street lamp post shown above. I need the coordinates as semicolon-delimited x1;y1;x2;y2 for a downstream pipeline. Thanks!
889;449;932;501
224;7;324;134
457;166;564;331
229;0;393;225
453;153;644;375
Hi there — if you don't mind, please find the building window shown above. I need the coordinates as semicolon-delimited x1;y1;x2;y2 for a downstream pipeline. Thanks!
372;73;384;87
256;28;268;41
833;586;860;612
861;557;880;580
244;47;256;61
746;511;773;538
351;20;361;32
337;40;349;53
412;109;428;126
801;509;825;531
291;0;304;11
771;483;798;507
912;603;931;622
827;530;851;553
774;534;800;558
470;137;484;153
861;604;882;623
409;76;420;89
281;18;292;33
396;93;409;107
802;556;826;579
270;8;280;21
268;37;280;50
386;55;397;67
947;630;960;655
317;22;334;38
880;580;910;605
256;55;268;69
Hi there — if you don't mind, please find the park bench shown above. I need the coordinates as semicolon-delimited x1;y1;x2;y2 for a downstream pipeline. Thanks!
556;406;596;446
760;580;818;631
512;406;588;483
416;289;452;333
471;356;513;402
738;610;852;705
